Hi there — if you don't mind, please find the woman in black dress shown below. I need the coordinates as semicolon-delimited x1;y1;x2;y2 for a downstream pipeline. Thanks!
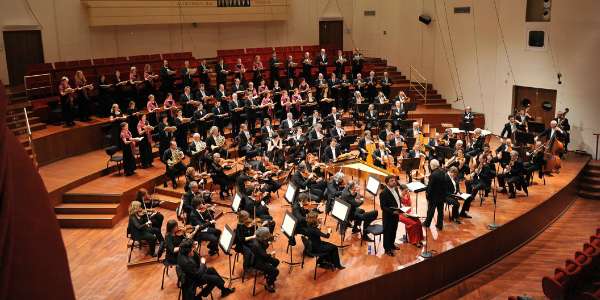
136;114;154;168
234;211;256;270
304;211;344;269
128;201;165;257
164;219;186;264
120;122;137;176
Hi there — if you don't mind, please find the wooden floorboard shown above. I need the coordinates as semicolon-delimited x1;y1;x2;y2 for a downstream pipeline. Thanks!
58;154;590;300
432;197;600;300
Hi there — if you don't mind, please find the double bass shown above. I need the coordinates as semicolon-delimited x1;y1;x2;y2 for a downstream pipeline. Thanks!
544;130;564;173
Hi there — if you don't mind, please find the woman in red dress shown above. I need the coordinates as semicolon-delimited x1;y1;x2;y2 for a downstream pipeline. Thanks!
398;184;424;247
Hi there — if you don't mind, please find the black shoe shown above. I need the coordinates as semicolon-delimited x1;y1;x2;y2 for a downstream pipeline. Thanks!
393;245;401;250
435;226;443;231
509;193;516;199
498;188;507;193
221;288;235;298
265;284;276;293
385;250;395;257
422;223;430;228
336;264;346;270
460;212;472;219
163;182;167;188
351;227;361;234
362;235;374;242
453;218;462;224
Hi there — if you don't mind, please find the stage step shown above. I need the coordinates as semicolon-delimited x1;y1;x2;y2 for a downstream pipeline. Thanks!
423;103;452;109
586;160;600;170
56;214;116;228
10;122;46;136
55;203;119;214
578;190;600;200
582;176;600;184
584;169;600;177
156;194;181;210
7;116;41;130
63;193;121;203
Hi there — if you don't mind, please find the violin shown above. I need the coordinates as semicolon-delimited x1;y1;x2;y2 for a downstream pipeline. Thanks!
175;224;197;238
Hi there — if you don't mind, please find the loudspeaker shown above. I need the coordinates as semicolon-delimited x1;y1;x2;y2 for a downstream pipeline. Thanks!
418;14;432;25
528;31;545;47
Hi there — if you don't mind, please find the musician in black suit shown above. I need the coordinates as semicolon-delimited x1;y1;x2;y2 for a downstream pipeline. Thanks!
160;59;176;95
500;115;518;139
554;110;571;152
462;155;496;218
280;112;296;133
325;173;345;213
163;141;187;189
192;102;210;137
365;71;377;101
445;167;462;223
351;48;363;79
237;124;259;158
231;78;244;95
379;175;401;256
391;100;407;129
524;140;546;185
423;159;449;230
198;59;211;88
176;240;235;299
340;181;378;241
497;150;528;199
290;163;321;202
211;100;228;130
286;55;297;80
302;52;313;81
536;120;564;145
228;93;245;136
461;106;475;131
466;128;485;158
365;104;378;130
379;72;392;97
215;58;228;87
334;50;346;77
249;227;279;293
322;138;341;163
269;52;281;84
156;114;174;161
261;118;276;143
305;211;345;269
316;48;328;76
179;86;195;118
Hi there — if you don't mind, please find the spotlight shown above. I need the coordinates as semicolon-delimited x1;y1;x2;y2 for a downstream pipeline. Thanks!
557;73;562;85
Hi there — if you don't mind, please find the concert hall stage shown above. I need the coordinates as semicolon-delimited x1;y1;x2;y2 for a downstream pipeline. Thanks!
48;150;590;299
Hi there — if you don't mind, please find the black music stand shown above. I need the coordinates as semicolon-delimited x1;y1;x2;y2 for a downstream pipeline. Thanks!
331;198;351;249
528;121;545;134
400;157;420;182
405;102;417;111
515;131;535;146
284;183;297;206
230;192;243;214
219;224;239;287
341;134;357;152
281;211;301;272
487;165;501;230
405;137;416;150
405;180;427;215
437;146;454;164
365;176;381;211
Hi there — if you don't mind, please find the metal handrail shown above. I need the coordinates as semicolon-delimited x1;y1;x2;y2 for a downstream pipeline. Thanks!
408;65;428;105
23;107;39;169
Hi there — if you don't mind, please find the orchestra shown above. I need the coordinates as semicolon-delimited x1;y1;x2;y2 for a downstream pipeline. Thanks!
52;46;577;296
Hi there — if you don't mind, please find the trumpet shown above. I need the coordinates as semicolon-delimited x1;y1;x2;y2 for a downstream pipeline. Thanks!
167;149;184;167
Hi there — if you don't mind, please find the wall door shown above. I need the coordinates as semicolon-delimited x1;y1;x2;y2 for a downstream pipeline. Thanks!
3;30;44;86
319;20;343;50
513;85;557;126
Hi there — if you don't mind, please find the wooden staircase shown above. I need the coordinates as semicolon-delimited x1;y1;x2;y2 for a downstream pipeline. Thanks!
55;193;121;228
579;160;600;199
5;90;46;162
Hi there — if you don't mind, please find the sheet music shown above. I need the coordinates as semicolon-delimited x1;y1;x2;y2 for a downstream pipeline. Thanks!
406;181;427;192
284;184;296;203
219;228;233;252
281;214;296;237
232;193;242;212
450;128;464;134
331;201;349;221
399;206;410;213
366;176;380;195
459;193;471;200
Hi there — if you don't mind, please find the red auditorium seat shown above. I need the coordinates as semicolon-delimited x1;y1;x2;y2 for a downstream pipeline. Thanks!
574;251;593;268
591;235;600;249
543;269;570;299
26;63;53;75
581;286;600;300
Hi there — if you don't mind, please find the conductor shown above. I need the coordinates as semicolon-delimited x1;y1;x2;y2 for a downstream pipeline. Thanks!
423;159;450;231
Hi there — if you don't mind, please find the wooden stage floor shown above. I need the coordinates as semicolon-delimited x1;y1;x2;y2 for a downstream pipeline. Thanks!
56;154;590;300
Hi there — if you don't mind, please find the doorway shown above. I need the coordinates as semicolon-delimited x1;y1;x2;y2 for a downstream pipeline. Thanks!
512;85;557;127
319;20;343;50
3;30;44;86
